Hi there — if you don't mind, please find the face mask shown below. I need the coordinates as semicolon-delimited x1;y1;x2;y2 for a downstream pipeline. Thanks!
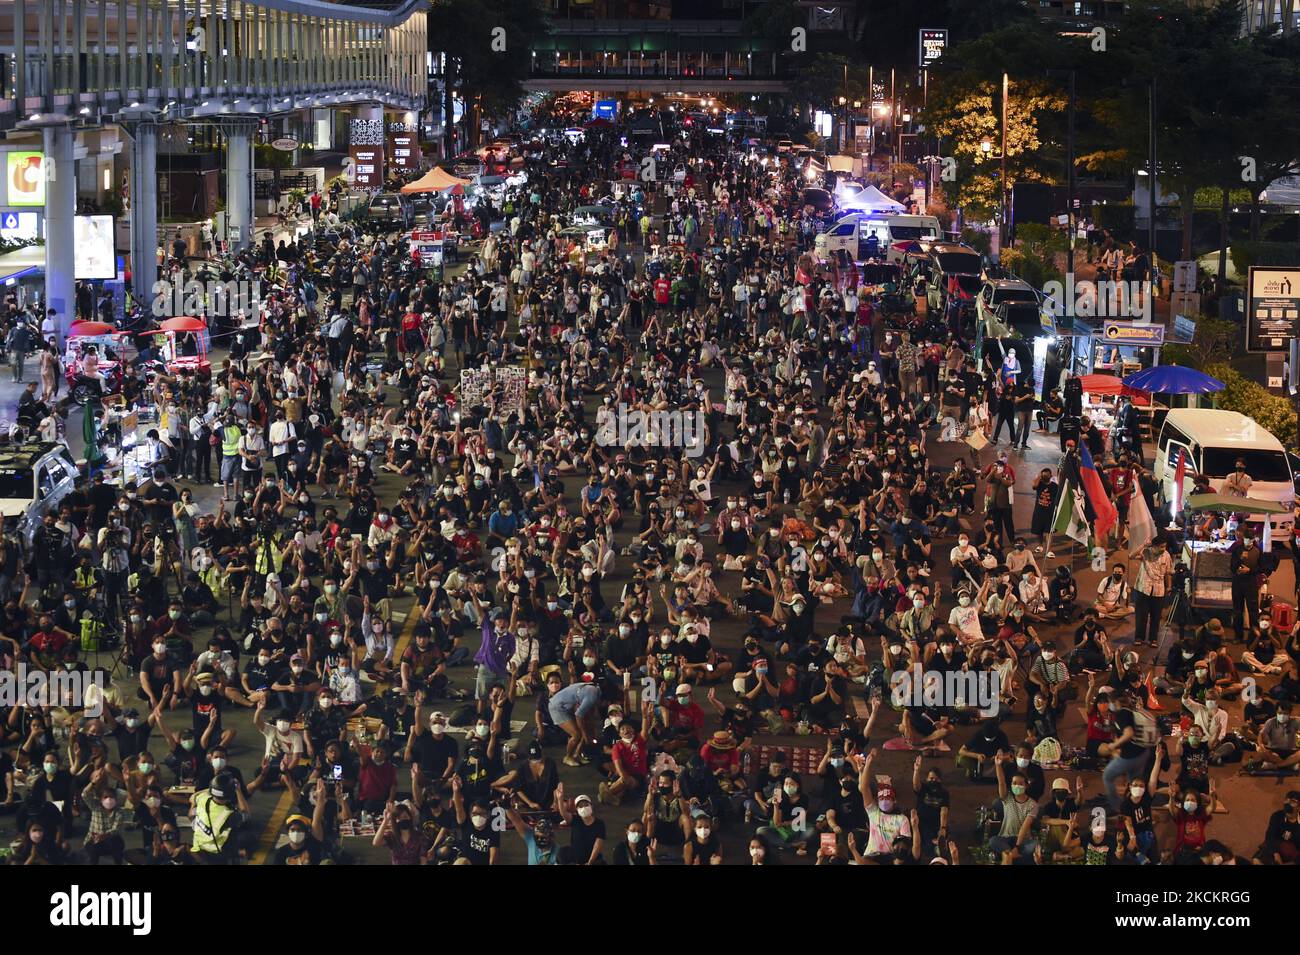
783;784;798;797
153;643;167;655
627;831;642;844
676;695;690;706
878;799;895;812
577;805;594;820
1042;652;1057;662
1129;786;1144;799
749;846;764;859
475;725;490;738
1183;800;1198;813
958;596;971;607
319;698;333;710
43;762;57;776
1206;700;1218;712
199;685;213;697
696;828;711;840
958;538;969;547
1016;757;1029;769
325;585;338;595
211;758;226;771
288;830;307;846
1195;669;1207;680
1010;785;1026;797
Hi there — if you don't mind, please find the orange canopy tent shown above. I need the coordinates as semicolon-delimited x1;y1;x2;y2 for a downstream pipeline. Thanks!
400;167;472;194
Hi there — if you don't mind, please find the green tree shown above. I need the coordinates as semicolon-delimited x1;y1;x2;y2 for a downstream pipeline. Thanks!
925;77;1065;221
429;0;549;155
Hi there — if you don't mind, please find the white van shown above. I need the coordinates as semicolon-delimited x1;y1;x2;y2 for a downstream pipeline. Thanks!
1155;409;1296;534
885;214;942;242
817;213;941;262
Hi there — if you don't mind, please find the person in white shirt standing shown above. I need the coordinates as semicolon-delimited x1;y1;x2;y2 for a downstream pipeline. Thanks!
268;409;295;482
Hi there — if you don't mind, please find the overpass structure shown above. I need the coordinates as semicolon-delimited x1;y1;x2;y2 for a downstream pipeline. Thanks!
525;19;789;94
0;0;427;330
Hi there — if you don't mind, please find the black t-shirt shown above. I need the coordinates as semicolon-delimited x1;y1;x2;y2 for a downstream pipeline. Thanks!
915;782;949;832
612;839;651;865
1113;709;1146;759
686;831;722;864
411;732;458;779
141;654;179;697
275;834;326;865
110;722;154;761
1120;792;1155;833
570;815;607;863
460;822;500;865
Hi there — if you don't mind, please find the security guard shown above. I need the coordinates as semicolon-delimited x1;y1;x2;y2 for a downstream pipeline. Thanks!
219;414;244;500
191;772;245;864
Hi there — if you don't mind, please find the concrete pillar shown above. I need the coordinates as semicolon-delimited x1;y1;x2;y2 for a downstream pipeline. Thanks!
128;121;159;307
224;119;255;251
43;122;76;344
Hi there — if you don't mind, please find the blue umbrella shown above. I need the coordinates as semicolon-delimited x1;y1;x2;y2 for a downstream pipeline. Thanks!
1122;365;1224;394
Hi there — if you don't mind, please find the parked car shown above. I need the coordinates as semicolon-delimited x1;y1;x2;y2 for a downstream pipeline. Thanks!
923;241;983;314
975;277;1042;339
0;441;79;550
367;193;412;229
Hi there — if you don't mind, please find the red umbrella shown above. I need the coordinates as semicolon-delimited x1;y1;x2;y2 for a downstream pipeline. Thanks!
1079;374;1147;397
159;316;207;332
68;321;115;337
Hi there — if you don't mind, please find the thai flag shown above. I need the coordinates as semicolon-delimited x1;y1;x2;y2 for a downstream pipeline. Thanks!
1078;444;1118;541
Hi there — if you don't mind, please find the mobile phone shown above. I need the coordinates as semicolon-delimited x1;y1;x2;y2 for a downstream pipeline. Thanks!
573;635;584;647
820;832;837;856
706;664;715;672
331;764;343;780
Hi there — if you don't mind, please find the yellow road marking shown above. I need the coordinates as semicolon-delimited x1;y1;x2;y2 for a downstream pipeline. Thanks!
250;600;420;864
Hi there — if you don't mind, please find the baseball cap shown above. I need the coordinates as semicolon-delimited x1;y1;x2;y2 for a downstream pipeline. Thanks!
675;683;692;696
1051;778;1070;792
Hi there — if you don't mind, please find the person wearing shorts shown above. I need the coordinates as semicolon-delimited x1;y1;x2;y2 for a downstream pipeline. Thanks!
547;677;600;768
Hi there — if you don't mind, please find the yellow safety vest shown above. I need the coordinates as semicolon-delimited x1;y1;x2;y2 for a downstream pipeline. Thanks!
253;535;284;575
221;425;242;457
191;790;236;854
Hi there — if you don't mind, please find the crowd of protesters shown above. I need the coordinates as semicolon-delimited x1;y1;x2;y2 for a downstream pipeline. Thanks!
0;104;1295;868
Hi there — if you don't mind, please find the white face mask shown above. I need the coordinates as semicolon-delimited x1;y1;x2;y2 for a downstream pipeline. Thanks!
288;830;306;846
577;805;593;820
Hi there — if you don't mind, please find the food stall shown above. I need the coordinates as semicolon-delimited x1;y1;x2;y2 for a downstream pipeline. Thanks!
1181;493;1294;612
143;316;212;379
409;229;445;280
64;321;135;403
1077;373;1154;452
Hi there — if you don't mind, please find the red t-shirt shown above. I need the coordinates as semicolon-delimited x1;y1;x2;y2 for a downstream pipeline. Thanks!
663;700;705;738
699;743;740;776
357;758;398;802
653;278;671;305
29;630;68;655
612;737;649;777
1176;811;1209;852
